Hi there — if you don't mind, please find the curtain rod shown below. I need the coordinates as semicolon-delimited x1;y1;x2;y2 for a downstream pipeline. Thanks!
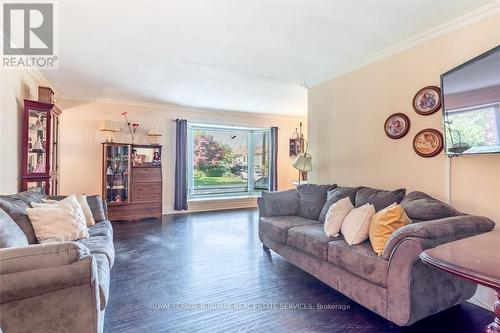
171;119;281;130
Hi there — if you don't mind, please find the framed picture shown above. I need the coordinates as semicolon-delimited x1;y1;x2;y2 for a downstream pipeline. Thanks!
289;138;299;157
384;113;410;139
412;86;441;115
413;129;444;157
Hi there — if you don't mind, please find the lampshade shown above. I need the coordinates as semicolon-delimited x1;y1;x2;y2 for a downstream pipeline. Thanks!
147;127;162;136
99;120;120;132
292;153;312;172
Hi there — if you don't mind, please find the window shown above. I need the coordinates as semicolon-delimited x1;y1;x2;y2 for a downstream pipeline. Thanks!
187;124;271;198
444;103;500;153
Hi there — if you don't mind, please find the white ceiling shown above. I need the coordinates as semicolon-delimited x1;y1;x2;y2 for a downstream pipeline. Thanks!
42;1;493;116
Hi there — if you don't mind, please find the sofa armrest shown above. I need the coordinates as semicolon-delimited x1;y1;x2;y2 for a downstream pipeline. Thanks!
0;256;97;303
0;242;91;275
258;189;299;217
383;215;495;260
0;255;101;333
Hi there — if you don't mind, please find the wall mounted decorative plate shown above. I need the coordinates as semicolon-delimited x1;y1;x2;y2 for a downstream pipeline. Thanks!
384;113;410;139
413;128;444;157
412;86;441;115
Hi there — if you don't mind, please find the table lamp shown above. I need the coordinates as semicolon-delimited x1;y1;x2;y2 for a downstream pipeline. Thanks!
292;149;312;185
99;120;120;142
147;127;162;145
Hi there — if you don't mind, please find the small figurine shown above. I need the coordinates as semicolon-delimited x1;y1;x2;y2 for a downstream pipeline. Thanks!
33;154;45;173
131;149;142;166
152;151;161;167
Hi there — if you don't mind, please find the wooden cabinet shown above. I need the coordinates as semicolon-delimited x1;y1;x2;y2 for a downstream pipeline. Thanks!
102;144;162;221
21;99;61;195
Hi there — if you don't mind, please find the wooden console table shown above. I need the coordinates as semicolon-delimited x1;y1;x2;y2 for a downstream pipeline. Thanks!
420;231;500;333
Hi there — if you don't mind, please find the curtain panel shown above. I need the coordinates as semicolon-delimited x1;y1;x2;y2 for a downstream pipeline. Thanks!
270;126;278;191
174;119;188;210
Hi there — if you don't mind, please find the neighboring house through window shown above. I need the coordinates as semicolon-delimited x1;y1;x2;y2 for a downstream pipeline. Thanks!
187;123;272;198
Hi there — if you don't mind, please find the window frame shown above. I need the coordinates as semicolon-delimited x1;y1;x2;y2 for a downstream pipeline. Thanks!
186;123;271;199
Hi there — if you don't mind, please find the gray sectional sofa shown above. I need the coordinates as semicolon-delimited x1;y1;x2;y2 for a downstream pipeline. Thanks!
0;190;114;333
258;185;495;326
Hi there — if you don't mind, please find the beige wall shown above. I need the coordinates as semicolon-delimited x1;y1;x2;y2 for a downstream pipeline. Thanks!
308;15;500;310
0;70;50;194
58;98;305;214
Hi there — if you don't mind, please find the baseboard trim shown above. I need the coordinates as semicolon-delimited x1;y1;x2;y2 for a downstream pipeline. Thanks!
165;197;258;215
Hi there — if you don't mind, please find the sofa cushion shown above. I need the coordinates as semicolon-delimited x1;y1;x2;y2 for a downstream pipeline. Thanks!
297;184;336;220
259;216;320;244
400;191;461;221
86;195;107;222
89;220;113;238
0;208;29;248
355;187;406;211
93;253;110;311
319;186;359;222
327;240;389;287
2;189;46;205
78;235;115;267
287;224;342;260
259;189;300;217
0;190;46;244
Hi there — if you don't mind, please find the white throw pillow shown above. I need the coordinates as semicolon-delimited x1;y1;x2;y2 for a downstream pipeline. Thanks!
341;203;376;245
76;195;95;227
29;195;89;243
324;197;354;237
43;195;95;226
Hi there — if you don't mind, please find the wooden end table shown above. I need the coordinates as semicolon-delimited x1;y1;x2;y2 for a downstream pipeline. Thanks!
420;231;500;333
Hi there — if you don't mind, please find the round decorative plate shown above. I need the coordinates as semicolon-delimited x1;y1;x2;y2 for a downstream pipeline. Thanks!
384;113;410;139
412;86;441;115
413;129;444;157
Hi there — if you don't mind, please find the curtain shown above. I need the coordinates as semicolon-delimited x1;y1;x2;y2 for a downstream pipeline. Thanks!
270;126;278;191
174;119;188;210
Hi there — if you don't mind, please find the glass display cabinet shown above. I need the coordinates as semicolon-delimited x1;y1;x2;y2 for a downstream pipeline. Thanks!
21;99;61;195
103;144;130;204
102;144;162;221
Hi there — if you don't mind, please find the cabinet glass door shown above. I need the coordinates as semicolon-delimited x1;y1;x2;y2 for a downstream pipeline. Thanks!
23;178;49;194
50;113;59;174
27;109;49;175
104;145;130;204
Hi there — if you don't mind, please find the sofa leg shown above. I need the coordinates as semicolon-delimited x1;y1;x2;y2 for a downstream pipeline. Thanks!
262;244;270;252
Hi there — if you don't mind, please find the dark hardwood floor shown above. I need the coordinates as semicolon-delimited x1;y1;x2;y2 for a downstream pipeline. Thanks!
104;208;493;333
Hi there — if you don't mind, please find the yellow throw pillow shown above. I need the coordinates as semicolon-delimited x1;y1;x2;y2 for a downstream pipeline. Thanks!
369;203;410;256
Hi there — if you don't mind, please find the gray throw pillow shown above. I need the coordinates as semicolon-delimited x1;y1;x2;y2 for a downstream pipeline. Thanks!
0;208;29;248
318;186;360;222
260;189;299;217
400;191;461;221
355;187;406;212
86;195;107;222
297;184;336;220
0;190;46;244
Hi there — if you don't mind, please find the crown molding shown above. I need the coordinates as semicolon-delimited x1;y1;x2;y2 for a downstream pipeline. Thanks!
59;94;307;122
308;2;500;87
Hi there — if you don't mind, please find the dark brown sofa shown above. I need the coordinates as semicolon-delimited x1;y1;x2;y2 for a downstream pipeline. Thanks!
258;186;495;326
